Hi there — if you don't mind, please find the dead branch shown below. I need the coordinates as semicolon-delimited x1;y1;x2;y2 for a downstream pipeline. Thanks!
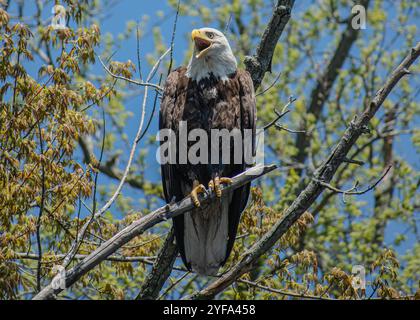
256;70;282;96
238;279;333;300
262;96;296;131
12;253;156;264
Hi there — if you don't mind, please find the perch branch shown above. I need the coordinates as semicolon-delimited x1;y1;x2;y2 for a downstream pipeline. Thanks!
32;164;277;299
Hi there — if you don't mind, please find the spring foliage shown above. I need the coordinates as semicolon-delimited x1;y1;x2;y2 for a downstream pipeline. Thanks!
0;0;419;300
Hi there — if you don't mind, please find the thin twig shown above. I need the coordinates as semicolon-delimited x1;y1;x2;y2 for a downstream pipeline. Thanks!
137;74;163;143
238;279;333;300
158;272;190;300
224;13;233;34
167;0;180;76
275;124;306;134
136;22;143;81
313;165;392;196
35;122;46;293
96;53;163;91
256;70;282;96
262;96;296;131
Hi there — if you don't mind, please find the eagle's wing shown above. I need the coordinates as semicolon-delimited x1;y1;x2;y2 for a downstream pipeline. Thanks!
159;67;187;203
224;69;257;263
159;67;190;267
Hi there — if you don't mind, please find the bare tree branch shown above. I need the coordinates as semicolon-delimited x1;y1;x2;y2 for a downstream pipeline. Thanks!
262;96;296;131
12;253;156;264
238;279;333;300
189;42;420;300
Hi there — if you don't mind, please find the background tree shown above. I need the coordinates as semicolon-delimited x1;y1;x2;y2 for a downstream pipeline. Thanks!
0;0;419;300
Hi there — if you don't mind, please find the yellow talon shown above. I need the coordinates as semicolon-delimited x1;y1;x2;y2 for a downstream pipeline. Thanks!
190;184;206;207
219;177;233;185
208;177;233;198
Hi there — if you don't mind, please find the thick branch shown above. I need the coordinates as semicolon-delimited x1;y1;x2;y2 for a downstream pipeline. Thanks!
244;0;294;89
190;42;420;299
32;164;277;299
136;228;178;300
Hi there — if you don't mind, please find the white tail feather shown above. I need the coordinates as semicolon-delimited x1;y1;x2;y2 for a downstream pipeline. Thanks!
184;192;232;276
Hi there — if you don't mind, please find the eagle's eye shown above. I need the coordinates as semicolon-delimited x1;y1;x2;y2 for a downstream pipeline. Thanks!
206;32;214;39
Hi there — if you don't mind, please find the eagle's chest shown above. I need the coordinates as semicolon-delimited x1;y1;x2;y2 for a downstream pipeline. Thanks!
183;82;240;131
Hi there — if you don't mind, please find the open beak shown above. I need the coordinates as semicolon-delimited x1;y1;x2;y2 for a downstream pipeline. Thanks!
191;29;212;59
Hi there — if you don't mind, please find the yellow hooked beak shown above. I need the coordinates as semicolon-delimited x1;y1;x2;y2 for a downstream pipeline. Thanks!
191;29;212;59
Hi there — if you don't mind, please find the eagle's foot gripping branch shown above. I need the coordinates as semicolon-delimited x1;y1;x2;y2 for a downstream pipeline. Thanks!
190;184;207;207
208;177;233;198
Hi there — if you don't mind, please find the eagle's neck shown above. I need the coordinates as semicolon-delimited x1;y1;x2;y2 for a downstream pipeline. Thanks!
186;49;237;83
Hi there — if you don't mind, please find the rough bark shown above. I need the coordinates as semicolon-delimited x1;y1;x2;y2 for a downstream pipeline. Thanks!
244;0;295;89
135;228;178;300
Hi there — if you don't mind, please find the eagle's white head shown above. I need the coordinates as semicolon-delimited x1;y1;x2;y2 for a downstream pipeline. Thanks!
186;27;237;82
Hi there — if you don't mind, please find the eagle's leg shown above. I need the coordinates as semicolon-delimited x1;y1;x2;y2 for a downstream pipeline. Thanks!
190;180;206;207
208;176;233;198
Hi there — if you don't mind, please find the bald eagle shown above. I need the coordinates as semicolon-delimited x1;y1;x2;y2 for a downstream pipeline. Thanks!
159;27;256;275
